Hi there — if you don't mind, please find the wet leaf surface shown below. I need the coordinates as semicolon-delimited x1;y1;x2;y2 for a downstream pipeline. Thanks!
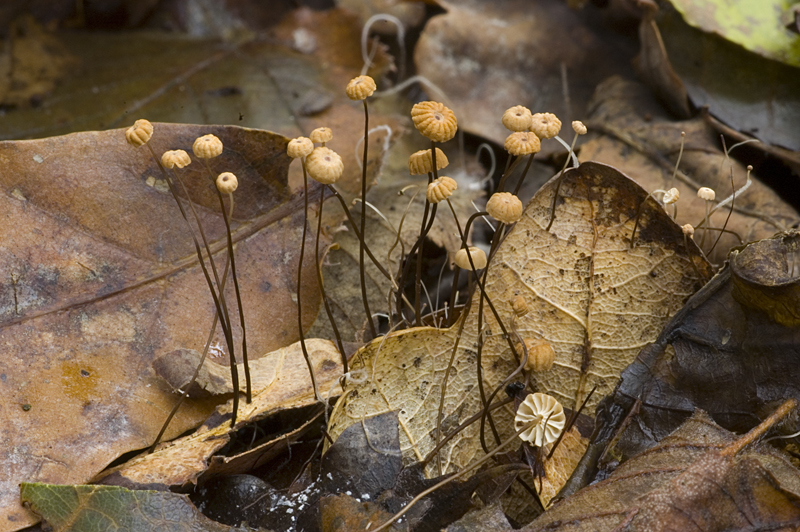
0;124;324;528
20;483;260;532
595;230;800;466
327;161;711;499
522;407;800;531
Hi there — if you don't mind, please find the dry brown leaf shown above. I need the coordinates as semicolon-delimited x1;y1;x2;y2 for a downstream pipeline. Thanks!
0;124;323;529
522;407;800;531
93;339;342;488
580;76;799;263
327;162;711;486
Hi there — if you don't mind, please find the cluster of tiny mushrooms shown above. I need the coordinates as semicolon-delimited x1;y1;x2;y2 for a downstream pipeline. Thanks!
126;70;734;521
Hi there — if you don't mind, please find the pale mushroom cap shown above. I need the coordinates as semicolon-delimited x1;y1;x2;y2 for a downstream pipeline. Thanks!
454;246;487;270
571;120;588;135
161;149;191;169
306;147;344;185
522;338;555;373
663;187;680;204
193;134;223;159
504;131;541;156
515;393;566;447
682;224;695;237
125;119;153;147
309;127;333;144
502;105;533;132
408;148;449;175
411;101;458;143
426;176;458;204
287;137;314;159
486;192;523;224
346;75;376;100
511;295;528;317
530;112;562;140
216;172;238;194
697;187;715;201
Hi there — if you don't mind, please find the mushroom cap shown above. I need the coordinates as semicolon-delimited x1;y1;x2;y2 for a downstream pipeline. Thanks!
161;149;191;169
571;120;588;135
511;295;528;317
309;127;333;144
530;112;562;140
697;187;715;201
287;137;314;159
504;131;541;156
411;101;458;143
306;147;344;185
682;224;695;237
515;393;565;447
454;246;487;270
426;176;458;204
522;338;555;373
193;134;223;159
663;187;680;205
346;75;376;101
216;172;238;194
125;119;153;147
502;105;533;132
486;192;523;224
408;148;449;175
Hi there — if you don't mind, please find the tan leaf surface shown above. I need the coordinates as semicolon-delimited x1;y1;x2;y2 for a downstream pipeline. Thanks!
0;124;322;529
93;339;342;487
328;162;711;481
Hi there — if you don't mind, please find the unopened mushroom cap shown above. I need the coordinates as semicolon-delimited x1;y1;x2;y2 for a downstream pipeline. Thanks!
454;246;487;270
502;105;533;132
309;127;333;144
411;101;458;143
511;295;528;317
530;112;562;140
161;149;191;169
663;187;680;204
287;137;314;159
522;339;555;373
504;131;541;156
571;120;587;135
515;392;565;447
216;172;238;194
426;176;457;204
306;147;344;185
697;187;715;201
682;224;695;237
408;148;449;175
486;192;523;224
193;134;223;159
346;75;376;100
126;119;153;147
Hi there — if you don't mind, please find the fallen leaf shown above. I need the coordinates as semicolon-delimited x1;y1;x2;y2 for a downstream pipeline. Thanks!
0;124;324;528
327;161;711;491
594;230;800;465
580;76;799;263
19;483;256;532
522;406;800;531
413;0;636;151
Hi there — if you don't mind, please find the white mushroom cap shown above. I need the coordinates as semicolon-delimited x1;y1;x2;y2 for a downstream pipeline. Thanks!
514;393;565;447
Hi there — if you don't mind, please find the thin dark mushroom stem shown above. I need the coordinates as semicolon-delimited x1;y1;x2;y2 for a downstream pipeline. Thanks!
359;99;377;338
298;163;322;402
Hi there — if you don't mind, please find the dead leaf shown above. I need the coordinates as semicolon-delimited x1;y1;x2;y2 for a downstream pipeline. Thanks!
19;483;255;532
327;161;710;491
580;76;799;263
413;0;636;151
0;124;325;528
594;230;800;466
92;339;343;488
522;407;800;531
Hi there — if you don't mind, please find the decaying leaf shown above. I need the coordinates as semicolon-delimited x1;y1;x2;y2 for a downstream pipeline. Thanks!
595;230;800;465
20;483;257;532
581;76;799;262
523;405;800;531
0;124;324;528
413;0;636;151
327;161;711;490
93;339;342;488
